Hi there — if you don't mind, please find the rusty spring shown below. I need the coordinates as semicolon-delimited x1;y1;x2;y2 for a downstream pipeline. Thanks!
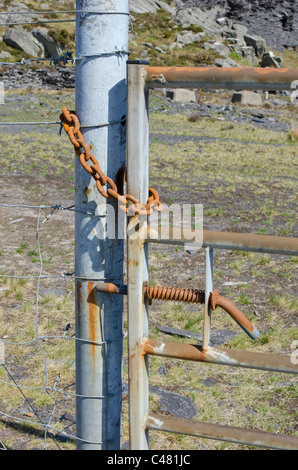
145;285;205;306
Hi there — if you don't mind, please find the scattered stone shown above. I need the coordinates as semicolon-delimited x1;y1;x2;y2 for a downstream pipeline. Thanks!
232;23;248;35
203;41;231;58
260;52;284;68
32;28;62;58
141;41;154;49
216;17;229;26
157;325;238;346
200;378;218;387
156;0;176;16
0;51;11;59
251;112;265;119
166;88;197;104
150;385;197;419
175;7;222;36
130;0;159;14
3;27;44;58
238;46;258;65
276;381;292;388
157;364;167;376
244;34;267;57
232;91;262;106
39;287;67;297
214;57;241;68
61;412;76;423
242;406;258;416
0;1;37;25
176;31;205;48
208;329;238;346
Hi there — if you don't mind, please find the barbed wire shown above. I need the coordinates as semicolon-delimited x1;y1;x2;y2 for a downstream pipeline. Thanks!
0;9;129;26
0;47;130;67
0;10;130;16
0;116;126;129
0;50;75;67
0;121;61;126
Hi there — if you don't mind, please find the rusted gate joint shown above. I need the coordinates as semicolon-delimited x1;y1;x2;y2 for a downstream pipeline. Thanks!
96;282;259;340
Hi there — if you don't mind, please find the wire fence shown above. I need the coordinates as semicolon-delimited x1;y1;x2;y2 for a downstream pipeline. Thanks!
0;203;72;449
0;201;120;449
0;6;130;446
0;7;132;66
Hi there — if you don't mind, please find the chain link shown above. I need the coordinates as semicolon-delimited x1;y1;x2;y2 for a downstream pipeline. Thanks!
60;107;162;215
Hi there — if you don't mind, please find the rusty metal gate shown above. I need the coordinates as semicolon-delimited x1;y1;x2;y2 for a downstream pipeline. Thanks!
103;63;298;450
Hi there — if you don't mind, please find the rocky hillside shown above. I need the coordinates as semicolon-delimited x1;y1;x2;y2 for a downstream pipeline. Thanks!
180;0;297;51
0;0;296;71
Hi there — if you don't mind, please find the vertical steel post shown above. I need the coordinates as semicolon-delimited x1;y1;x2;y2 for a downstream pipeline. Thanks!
127;61;150;450
203;247;213;349
75;0;129;450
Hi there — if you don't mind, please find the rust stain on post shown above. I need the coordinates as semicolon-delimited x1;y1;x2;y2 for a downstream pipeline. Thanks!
87;281;98;357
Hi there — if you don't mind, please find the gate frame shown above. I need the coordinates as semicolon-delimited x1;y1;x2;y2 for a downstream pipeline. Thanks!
126;62;298;451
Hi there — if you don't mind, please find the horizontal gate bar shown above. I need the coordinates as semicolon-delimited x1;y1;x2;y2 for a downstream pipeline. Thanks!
143;338;298;374
147;226;298;256
145;66;298;91
146;413;298;450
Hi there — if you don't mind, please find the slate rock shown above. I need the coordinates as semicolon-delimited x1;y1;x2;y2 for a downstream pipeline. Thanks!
157;364;167;376
260;52;284;68
214;57;241;67
130;0;159;13
0;51;11;59
39;287;67;297
203;41;231;58
176;31;205;48
244;34;267;57
3;27;44;57
32;28;62;58
150;385;197;419
156;325;238;346
61;412;76;423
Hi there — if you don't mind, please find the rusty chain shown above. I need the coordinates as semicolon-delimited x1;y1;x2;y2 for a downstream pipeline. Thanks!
60;107;162;216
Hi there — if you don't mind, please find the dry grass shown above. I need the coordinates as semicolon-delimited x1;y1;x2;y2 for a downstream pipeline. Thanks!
0;88;297;450
288;122;298;142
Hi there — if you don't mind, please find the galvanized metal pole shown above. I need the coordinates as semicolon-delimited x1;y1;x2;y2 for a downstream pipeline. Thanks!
126;60;150;450
75;0;128;450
